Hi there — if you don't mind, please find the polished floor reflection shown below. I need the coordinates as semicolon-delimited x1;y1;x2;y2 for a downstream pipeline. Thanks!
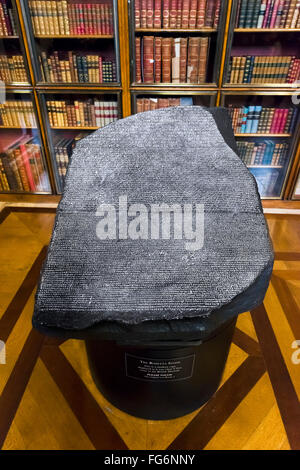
0;205;299;450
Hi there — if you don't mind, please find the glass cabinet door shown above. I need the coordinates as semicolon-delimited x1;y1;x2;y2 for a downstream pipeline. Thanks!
130;0;228;86
223;1;300;87
0;90;51;193
21;0;120;85
221;91;300;198
131;91;217;112
0;0;30;85
38;90;121;193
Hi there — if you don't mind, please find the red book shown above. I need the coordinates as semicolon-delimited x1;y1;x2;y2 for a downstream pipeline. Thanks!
176;0;183;27
135;37;142;82
279;109;289;133
135;0;141;28
196;0;206;28
205;0;215;27
213;0;221;28
189;0;198;28
181;0;190;28
154;0;162;28
270;109;280;133
161;36;172;81
170;0;178;28
143;35;155;82
154;36;162;82
163;0;170;28
147;0;154;28
141;0;147;28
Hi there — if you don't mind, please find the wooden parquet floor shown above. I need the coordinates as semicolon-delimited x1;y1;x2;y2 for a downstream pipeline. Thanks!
0;205;299;450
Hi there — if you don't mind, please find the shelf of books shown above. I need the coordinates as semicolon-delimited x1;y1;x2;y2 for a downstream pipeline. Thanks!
38;89;121;193
0;89;51;193
0;0;31;85
130;0;227;87
223;0;300;87
220;90;300;198
20;0;120;86
131;90;217;112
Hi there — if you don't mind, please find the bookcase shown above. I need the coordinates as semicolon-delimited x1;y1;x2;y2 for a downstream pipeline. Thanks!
0;0;299;201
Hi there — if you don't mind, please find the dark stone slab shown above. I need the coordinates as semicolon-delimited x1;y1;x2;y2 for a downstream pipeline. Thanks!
33;106;273;341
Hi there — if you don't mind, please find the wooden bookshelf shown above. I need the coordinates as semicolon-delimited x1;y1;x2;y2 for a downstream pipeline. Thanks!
0;0;299;201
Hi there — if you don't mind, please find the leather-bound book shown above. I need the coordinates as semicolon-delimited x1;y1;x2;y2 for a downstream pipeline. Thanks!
170;0;178;27
154;0;162;27
135;0;141;28
135;37;142;82
198;36;209;82
162;36;172;81
154;36;162;82
163;0;170;27
147;0;154;28
177;0;183;27
143;35;155;82
181;0;190;28
179;36;188;81
172;37;181;82
189;0;198;28
196;0;206;28
141;0;147;28
187;36;200;82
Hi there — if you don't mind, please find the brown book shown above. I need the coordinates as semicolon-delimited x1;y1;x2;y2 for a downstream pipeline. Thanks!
187;36;200;83
161;36;172;81
135;37;142;82
179;37;188;82
154;36;162;82
143;35;155;82
285;0;297;28
198;36;209;82
136;98;144;113
144;98;151;111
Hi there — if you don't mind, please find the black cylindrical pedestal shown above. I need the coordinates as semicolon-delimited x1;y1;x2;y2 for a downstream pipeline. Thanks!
85;317;237;420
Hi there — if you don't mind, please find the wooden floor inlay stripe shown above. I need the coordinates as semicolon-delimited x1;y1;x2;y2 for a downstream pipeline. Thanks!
275;252;300;261
0;246;48;343
0;329;44;448
271;275;300;341
40;346;128;450
233;327;262;357
168;355;266;450
251;304;300;450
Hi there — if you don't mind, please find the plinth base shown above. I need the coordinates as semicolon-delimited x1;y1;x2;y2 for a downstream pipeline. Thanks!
85;317;237;420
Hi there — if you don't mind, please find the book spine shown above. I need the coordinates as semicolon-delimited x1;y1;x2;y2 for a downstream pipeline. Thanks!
181;0;190;28
162;36;172;81
143;35;154;82
179;36;188;81
135;37;142;82
196;0;206;28
162;0;170;27
147;0;154;28
154;0;162;27
170;0;178;27
154;36;162;82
